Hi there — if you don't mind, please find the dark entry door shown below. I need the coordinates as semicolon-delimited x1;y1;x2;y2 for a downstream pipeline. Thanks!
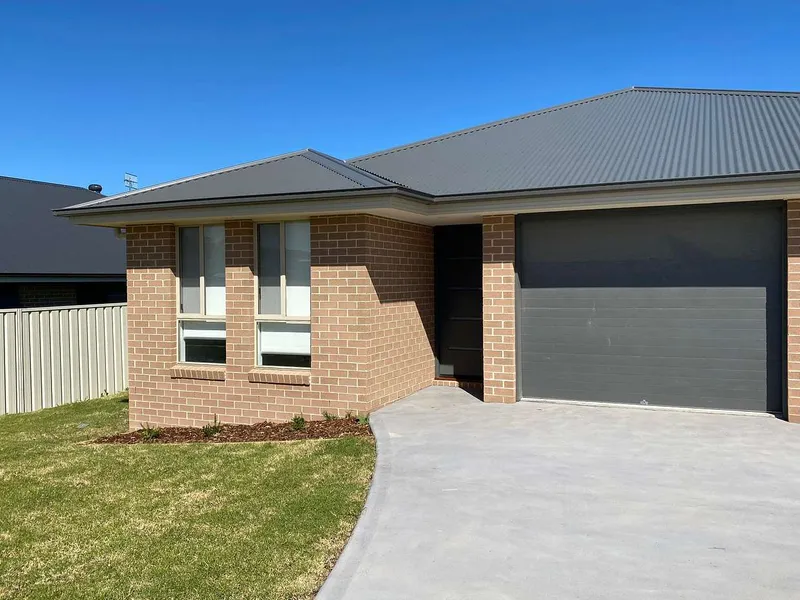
435;225;483;380
517;202;784;413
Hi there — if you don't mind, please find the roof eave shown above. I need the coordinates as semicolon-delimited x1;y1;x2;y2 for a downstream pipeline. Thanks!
432;170;800;203
54;185;433;218
57;171;800;230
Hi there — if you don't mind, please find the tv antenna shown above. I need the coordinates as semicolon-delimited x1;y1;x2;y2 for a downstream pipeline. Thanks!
123;172;138;191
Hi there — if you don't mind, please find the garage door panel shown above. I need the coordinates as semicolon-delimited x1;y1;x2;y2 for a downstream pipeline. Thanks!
522;286;769;301
527;380;765;411
521;261;775;288
523;296;767;310
517;203;783;413
520;316;766;330
522;325;766;345
522;350;766;372
523;359;768;384
528;375;765;401
520;306;766;321
523;341;766;361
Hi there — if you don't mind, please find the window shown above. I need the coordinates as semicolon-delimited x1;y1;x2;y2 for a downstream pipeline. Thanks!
256;221;311;368
178;225;226;364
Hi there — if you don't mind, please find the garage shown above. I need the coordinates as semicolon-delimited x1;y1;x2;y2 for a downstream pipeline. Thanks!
517;202;784;413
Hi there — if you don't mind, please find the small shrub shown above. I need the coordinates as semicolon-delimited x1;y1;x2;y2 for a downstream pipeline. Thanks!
345;411;353;419
322;411;338;421
202;415;223;438
139;424;161;441
291;415;306;431
357;414;369;426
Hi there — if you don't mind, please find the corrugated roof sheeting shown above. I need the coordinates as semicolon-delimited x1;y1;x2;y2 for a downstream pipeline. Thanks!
351;88;800;195
93;150;395;210
0;177;125;274
58;87;800;214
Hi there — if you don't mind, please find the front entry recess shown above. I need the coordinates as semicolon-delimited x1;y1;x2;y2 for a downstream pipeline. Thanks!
435;225;483;381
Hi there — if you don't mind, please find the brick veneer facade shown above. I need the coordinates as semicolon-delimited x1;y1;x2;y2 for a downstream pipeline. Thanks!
482;215;516;403
126;215;434;429
365;218;435;411
787;201;800;423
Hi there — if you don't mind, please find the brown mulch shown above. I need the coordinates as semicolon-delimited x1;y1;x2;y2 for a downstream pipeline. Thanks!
95;417;372;444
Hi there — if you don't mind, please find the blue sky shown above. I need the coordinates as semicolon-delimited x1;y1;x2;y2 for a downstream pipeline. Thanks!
1;0;799;195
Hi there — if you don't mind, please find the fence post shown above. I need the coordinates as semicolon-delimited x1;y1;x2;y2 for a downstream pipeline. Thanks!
14;308;23;414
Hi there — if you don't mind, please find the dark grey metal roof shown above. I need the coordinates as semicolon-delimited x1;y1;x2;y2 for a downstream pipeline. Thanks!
61;149;398;212
350;87;800;195
0;176;125;275
58;87;800;215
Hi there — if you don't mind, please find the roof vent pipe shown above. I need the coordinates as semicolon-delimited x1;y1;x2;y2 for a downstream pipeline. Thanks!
88;183;103;193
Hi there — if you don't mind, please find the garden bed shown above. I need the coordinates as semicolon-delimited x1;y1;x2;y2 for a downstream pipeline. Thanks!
96;416;372;444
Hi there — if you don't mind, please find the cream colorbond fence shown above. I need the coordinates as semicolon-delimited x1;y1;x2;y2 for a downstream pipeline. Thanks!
0;303;127;416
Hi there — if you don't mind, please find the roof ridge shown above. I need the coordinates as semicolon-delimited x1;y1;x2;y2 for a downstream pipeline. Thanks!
301;149;397;186
299;152;372;188
349;88;636;163
631;86;800;97
0;174;101;194
63;149;312;210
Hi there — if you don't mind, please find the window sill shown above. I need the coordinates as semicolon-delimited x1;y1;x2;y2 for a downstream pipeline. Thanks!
170;364;226;381
248;368;310;386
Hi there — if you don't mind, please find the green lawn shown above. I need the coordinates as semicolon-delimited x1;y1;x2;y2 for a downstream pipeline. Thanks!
0;395;375;600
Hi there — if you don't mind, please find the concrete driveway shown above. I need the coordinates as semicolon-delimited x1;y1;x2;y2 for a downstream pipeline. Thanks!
318;386;800;599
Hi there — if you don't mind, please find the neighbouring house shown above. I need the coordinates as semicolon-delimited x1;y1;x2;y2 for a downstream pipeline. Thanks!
1;176;126;308
55;87;800;427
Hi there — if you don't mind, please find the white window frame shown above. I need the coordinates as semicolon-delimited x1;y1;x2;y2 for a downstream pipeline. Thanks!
176;224;226;364
254;221;311;368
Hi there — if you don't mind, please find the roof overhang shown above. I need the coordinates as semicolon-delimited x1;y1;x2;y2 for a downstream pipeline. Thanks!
57;173;800;228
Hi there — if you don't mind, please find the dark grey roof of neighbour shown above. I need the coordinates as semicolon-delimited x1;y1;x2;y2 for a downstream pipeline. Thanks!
63;149;399;212
58;87;800;214
351;87;800;195
0;176;125;275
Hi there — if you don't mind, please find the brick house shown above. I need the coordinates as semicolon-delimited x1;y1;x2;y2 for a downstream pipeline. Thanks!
57;87;800;427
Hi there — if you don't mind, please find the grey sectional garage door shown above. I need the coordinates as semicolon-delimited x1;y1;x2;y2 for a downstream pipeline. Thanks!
517;203;783;413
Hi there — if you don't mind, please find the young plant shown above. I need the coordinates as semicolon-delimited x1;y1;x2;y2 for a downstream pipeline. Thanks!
202;415;223;438
322;411;338;421
139;424;161;441
291;415;307;431
357;414;369;426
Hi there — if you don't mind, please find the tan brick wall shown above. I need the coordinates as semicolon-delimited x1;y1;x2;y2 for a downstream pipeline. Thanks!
482;215;516;403
365;217;435;411
788;201;800;422
310;215;434;413
311;215;375;414
126;215;434;429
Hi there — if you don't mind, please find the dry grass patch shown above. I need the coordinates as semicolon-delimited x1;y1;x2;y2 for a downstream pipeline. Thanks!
0;395;375;600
